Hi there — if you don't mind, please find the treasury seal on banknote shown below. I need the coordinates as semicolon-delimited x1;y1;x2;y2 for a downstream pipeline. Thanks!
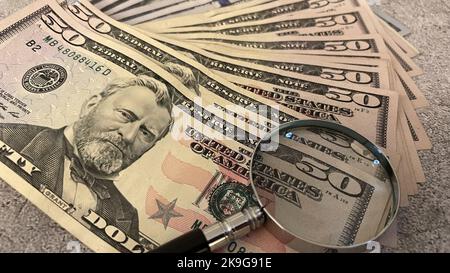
22;63;67;93
208;181;257;221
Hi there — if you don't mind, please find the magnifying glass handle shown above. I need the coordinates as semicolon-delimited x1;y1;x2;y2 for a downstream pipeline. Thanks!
150;206;265;253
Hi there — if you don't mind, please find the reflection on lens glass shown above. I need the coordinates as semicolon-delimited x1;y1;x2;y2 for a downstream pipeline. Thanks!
251;126;396;247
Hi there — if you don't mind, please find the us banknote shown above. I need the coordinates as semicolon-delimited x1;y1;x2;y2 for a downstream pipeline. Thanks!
112;0;253;25
136;0;363;30
168;33;389;58
64;0;399;153
156;8;378;37
0;0;270;253
0;0;396;253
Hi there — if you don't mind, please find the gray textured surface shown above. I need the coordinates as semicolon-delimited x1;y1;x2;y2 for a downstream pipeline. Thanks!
0;0;449;253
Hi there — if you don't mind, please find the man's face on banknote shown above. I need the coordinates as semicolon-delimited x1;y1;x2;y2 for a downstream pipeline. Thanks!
73;84;172;178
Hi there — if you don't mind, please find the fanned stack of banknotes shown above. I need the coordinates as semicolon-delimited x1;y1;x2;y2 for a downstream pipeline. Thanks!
0;0;430;253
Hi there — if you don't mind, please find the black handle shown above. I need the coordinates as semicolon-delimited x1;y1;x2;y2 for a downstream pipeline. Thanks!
150;228;210;253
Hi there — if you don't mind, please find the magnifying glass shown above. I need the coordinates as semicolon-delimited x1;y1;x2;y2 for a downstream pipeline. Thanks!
151;120;400;253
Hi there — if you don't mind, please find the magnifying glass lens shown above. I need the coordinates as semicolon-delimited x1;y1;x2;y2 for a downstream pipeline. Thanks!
252;125;396;248
152;122;399;253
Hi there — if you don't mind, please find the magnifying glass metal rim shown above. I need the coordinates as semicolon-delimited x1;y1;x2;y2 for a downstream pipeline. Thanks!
249;120;400;250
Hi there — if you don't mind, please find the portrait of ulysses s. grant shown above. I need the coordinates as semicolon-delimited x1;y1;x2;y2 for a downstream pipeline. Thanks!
0;64;200;251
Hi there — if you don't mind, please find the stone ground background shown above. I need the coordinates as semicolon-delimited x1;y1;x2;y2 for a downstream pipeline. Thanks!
0;0;449;253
